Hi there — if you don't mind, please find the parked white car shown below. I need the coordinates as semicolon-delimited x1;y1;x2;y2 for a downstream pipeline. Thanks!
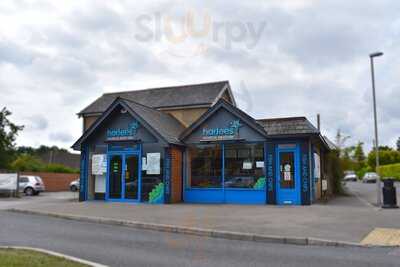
343;173;358;182
18;175;45;196
362;172;380;183
69;179;80;192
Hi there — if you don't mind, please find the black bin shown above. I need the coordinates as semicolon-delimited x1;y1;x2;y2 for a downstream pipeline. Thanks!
382;178;399;209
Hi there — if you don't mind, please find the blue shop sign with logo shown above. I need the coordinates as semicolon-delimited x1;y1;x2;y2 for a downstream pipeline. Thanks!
107;120;140;141
201;120;242;141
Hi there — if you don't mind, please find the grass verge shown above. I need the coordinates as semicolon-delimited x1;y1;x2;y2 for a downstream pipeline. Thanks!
0;248;89;267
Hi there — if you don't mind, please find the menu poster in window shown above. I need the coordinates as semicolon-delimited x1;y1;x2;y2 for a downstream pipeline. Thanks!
256;161;264;168
146;153;160;174
92;154;107;175
242;161;252;170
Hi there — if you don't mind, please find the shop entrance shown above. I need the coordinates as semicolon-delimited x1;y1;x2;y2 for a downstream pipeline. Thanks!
107;152;140;201
276;146;300;205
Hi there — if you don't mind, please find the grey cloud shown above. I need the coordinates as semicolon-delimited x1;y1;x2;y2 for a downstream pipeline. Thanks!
0;40;35;66
49;131;74;143
28;115;49;130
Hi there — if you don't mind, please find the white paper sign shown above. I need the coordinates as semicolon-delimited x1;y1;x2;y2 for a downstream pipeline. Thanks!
0;173;17;190
243;161;252;170
92;154;107;175
142;157;147;171
284;172;291;181
146;153;160;175
256;161;264;168
314;153;321;179
322;179;328;191
95;174;106;193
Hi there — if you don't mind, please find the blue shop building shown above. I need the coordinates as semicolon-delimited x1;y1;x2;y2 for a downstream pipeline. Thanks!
72;81;335;205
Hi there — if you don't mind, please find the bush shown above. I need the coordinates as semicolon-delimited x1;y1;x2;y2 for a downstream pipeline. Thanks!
10;154;43;172
10;154;79;173
327;150;345;195
378;163;400;181
367;150;400;168
43;163;79;174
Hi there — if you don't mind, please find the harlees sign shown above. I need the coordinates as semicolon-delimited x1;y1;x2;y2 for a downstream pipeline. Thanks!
201;120;242;141
107;120;140;140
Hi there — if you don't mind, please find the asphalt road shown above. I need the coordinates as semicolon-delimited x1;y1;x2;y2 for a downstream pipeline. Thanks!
0;211;399;267
345;181;400;207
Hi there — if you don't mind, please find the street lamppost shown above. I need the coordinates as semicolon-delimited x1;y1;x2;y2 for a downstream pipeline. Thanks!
369;51;384;206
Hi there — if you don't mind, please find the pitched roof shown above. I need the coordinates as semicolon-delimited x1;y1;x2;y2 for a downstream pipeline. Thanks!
72;98;185;150
257;117;319;136
78;81;232;116
180;98;267;140
121;98;185;144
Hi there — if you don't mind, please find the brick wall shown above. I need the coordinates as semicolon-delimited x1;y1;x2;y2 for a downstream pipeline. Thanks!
21;172;79;192
170;147;183;203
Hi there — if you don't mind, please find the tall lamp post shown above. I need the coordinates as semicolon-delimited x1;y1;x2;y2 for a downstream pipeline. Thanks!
369;51;383;206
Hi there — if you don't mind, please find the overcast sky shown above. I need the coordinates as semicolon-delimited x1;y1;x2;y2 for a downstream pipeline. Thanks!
1;0;399;152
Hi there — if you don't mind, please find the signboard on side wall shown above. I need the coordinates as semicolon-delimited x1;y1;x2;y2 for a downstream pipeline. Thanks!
146;153;161;175
0;173;18;191
314;153;321;179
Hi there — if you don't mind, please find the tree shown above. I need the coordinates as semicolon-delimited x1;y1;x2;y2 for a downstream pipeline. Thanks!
0;107;24;169
367;149;400;169
396;137;400;152
353;142;366;170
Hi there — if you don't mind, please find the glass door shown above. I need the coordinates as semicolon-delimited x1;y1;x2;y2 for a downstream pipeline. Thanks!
277;148;300;205
125;155;139;200
108;153;140;201
109;155;123;199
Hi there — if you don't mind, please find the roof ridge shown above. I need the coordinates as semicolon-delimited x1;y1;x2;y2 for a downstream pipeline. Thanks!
257;116;307;122
102;80;229;96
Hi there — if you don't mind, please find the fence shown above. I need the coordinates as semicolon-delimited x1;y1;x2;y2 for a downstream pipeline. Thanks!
21;172;79;192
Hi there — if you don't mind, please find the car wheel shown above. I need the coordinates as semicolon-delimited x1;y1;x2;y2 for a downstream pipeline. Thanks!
70;185;78;192
24;187;34;196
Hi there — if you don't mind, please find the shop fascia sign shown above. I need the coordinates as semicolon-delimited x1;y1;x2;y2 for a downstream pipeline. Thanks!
201;119;242;141
106;120;140;141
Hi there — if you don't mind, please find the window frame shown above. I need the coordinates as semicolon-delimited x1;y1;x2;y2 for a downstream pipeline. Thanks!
185;142;266;191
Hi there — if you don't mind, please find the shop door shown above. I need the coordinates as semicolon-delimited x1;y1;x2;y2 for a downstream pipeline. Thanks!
276;149;300;205
108;153;140;201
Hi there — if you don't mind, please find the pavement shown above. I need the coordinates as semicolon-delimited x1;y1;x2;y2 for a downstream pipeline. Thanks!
1;211;399;267
1;185;400;246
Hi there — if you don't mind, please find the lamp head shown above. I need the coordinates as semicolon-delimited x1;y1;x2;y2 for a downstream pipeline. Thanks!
370;52;384;58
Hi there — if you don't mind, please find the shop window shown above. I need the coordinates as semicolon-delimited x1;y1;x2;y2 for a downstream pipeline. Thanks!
141;144;163;202
188;144;222;188
224;143;265;189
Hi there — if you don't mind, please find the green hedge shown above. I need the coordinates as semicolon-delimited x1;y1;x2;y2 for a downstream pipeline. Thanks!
377;163;400;181
10;154;79;173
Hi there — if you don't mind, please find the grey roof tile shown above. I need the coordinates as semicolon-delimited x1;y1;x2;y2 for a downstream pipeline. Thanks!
257;117;319;136
79;81;230;115
121;98;185;145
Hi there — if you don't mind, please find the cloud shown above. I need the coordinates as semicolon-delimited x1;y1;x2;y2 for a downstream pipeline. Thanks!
49;131;74;143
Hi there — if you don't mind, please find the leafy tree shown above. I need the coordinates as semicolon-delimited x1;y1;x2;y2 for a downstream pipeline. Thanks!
353;142;366;170
378;146;393;151
10;154;43;172
396;137;400;152
0;107;24;169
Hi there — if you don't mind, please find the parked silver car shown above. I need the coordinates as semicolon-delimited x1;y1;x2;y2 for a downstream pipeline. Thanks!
18;175;45;196
362;172;380;183
343;173;358;182
69;179;80;192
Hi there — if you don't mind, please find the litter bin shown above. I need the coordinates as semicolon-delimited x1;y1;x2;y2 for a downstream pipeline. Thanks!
382;178;399;209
